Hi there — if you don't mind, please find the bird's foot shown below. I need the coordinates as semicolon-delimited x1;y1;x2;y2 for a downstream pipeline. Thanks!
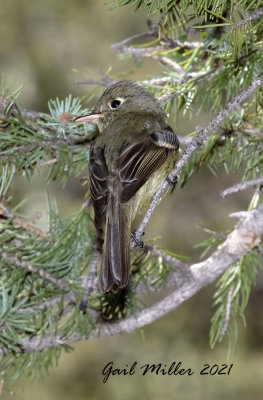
166;174;178;186
167;174;178;194
131;230;144;248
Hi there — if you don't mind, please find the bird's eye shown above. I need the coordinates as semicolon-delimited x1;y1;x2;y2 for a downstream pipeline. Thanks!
110;99;122;109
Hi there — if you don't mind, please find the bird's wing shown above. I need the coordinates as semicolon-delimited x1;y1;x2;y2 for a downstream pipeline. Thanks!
89;145;109;230
117;126;179;203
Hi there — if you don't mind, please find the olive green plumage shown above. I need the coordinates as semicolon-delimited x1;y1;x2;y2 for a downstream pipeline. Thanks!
76;80;179;292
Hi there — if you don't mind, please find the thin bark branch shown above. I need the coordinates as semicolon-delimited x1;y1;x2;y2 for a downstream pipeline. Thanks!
221;176;263;197
134;73;263;240
141;76;171;85
39;158;58;167
0;96;43;121
167;38;203;49
230;7;263;29
6;204;263;353
111;30;203;57
143;244;189;274
0;202;49;238
112;26;159;48
219;286;234;337
76;65;224;104
75;73;117;88
156;66;225;104
79;248;100;312
25;294;75;312
152;55;185;75
112;38;203;83
1;252;70;292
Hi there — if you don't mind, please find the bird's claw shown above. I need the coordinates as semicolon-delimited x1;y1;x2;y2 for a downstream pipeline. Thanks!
166;174;178;186
131;231;144;248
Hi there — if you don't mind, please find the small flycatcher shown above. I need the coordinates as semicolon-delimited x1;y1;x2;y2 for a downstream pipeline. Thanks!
75;80;179;292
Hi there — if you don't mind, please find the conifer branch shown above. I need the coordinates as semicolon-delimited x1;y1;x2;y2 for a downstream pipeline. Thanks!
135;73;263;240
111;29;203;57
39;158;58;167
141;76;171;85
153;66;224;104
75;73;117;87
111;33;204;84
0;96;43;121
1;0;263;379
221;176;263;197
25;294;76;312
152;55;185;75
75;66;221;97
112;25;159;47
230;7;263;29
3;204;263;354
143;244;188;274
79;248;100;312
1;252;71;292
0;202;48;238
167;38;203;49
218;286;234;337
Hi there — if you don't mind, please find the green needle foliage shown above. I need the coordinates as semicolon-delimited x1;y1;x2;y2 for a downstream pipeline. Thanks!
209;249;262;355
1;0;263;383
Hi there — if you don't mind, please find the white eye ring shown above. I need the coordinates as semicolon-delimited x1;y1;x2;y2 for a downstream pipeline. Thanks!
109;97;125;109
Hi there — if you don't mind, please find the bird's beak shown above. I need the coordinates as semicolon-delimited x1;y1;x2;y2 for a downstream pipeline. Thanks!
73;113;101;124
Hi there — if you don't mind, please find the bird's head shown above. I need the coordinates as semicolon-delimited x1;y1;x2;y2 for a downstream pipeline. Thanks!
74;80;165;131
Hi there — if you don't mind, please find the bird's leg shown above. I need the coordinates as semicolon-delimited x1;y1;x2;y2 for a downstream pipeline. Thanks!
166;174;178;194
131;230;144;248
166;174;178;186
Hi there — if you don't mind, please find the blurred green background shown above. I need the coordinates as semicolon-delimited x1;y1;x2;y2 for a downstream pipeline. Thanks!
1;1;263;399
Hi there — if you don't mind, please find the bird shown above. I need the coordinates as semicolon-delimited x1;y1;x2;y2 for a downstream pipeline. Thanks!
75;80;179;293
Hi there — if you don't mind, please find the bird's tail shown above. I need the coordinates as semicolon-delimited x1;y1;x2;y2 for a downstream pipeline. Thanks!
99;191;131;293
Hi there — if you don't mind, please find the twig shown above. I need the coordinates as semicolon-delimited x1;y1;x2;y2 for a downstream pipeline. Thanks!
75;73;117;88
230;7;263;29
156;66;225;104
39;158;58;167
1;252;70;292
134;73;263;240
20;108;44;120
110;28;205;93
167;38;203;49
152;55;185;76
240;126;263;138
221;176;263;197
112;26;159;48
111;36;202;61
5;204;263;353
111;29;203;56
0;202;49;238
0;96;43;121
143;244;189;275
112;41;206;85
76;64;224;107
141;76;172;85
219;286;234;337
79;248;100;312
25;293;76;312
0;202;13;219
0;378;4;397
12;217;48;238
76;66;220;97
157;90;178;104
193;66;225;85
